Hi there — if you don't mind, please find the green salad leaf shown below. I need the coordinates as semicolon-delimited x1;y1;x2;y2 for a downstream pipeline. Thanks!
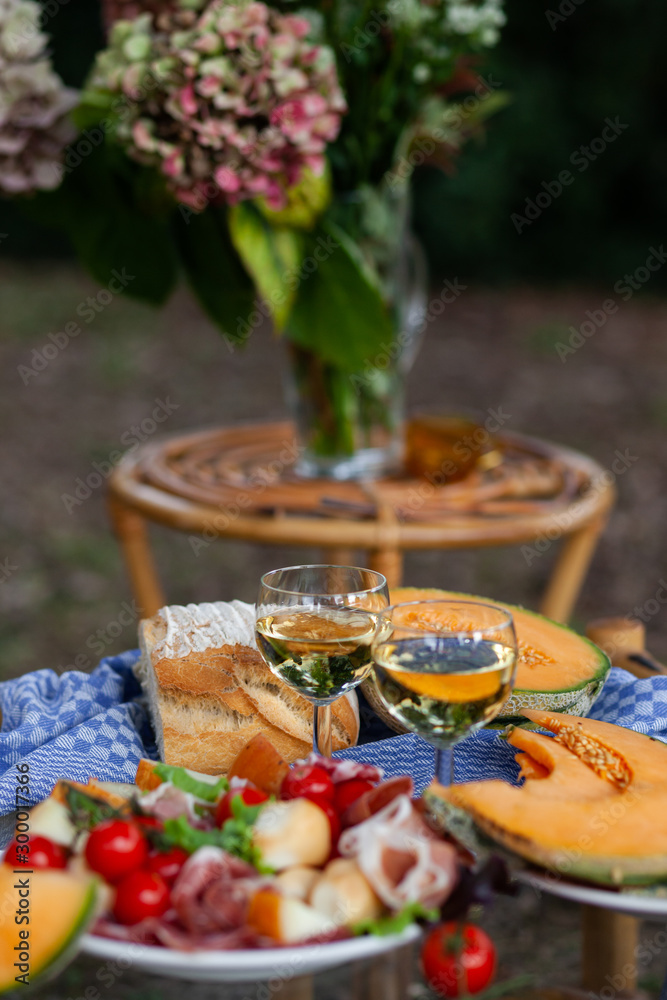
352;901;439;937
152;763;228;803
64;786;125;832
162;796;272;872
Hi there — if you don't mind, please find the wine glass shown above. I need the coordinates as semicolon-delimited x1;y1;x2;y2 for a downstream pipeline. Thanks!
370;599;518;785
255;565;389;756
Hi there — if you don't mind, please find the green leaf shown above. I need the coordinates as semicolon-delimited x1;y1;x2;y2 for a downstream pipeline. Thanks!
152;763;228;803
255;166;332;230
63;786;125;832
284;221;394;372
353;902;439;937
34;141;178;305
162;805;272;871
173;205;257;344
228;202;302;330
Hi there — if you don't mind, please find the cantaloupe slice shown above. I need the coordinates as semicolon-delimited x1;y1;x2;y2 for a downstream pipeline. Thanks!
425;710;667;886
387;588;610;718
0;866;99;992
247;889;334;943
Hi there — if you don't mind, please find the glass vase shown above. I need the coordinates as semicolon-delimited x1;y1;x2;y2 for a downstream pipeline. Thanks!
285;184;428;481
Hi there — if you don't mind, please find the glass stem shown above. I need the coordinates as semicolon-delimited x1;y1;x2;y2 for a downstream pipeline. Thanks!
313;704;333;757
435;745;454;786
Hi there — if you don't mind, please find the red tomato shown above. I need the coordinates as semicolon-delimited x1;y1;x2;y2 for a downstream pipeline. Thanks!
134;814;163;832
215;787;269;826
281;764;335;803
113;870;170;925
84;820;148;884
308;795;341;846
145;848;189;885
421;922;496;998
334;779;374;815
4;835;67;870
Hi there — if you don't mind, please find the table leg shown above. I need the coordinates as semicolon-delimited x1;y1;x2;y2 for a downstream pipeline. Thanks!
540;517;607;623
323;547;357;568
282;975;314;1000
108;496;166;618
368;548;404;589
351;944;414;1000
581;906;638;995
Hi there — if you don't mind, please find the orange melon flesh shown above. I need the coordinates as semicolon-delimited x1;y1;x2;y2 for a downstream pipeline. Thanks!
0;865;98;991
390;588;610;716
425;709;667;886
388;667;504;703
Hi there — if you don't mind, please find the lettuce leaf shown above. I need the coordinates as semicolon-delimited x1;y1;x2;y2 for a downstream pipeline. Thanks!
162;797;272;872
352;901;439;937
152;763;228;803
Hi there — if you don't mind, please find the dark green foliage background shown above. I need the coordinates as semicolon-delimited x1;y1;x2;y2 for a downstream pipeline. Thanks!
3;0;666;287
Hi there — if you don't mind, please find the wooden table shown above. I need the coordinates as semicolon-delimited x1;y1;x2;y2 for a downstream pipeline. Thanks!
107;421;614;623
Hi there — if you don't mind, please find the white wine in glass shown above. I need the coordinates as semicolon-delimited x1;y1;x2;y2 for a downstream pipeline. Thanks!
255;565;389;755
371;600;518;785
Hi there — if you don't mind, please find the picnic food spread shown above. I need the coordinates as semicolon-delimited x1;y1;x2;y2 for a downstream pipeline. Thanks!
0;733;508;992
426;709;667;886
4;592;667;994
384;588;611;718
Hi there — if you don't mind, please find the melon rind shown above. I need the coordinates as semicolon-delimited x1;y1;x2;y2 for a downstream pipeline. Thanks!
0;867;99;993
390;588;611;720
423;786;667;888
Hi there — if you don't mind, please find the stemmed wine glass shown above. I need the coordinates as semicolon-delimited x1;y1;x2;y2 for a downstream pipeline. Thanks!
370;599;518;785
255;565;389;756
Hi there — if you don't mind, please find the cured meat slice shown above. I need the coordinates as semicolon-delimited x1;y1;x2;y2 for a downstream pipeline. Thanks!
300;754;384;785
341;776;413;828
138;783;204;824
338;795;458;909
171;846;258;934
154;922;261;951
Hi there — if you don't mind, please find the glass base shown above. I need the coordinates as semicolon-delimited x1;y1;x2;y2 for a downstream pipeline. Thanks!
294;440;403;481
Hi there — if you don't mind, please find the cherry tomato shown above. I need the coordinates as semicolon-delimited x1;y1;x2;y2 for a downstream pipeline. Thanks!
308;795;341;847
334;779;374;815
421;922;496;998
134;814;163;832
113;869;170;925
84;820;148;884
4;835;68;870
215;786;269;827
281;765;335;803
145;848;189;885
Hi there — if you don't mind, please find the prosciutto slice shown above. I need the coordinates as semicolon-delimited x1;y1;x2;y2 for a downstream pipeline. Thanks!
92;915;261;952
171;847;260;934
300;754;384;785
338;795;458;910
138;783;205;825
341;776;413;828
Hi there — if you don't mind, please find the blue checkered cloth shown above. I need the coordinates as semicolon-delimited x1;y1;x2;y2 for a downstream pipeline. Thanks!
1;652;666;820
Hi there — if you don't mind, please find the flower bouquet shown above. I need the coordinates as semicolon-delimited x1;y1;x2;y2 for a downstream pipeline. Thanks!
6;0;506;478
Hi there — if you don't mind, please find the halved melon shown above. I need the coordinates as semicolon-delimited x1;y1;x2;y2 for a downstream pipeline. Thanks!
0;865;99;991
388;588;610;718
425;710;667;886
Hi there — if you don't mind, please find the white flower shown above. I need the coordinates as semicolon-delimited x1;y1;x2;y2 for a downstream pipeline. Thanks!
413;63;431;84
0;0;76;194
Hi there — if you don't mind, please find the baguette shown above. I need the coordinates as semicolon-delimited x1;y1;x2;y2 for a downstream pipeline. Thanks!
136;600;359;773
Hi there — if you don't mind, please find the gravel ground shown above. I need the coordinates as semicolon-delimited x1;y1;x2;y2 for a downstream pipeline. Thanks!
1;261;667;996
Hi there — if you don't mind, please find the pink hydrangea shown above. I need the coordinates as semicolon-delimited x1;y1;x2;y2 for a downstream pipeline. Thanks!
88;1;346;210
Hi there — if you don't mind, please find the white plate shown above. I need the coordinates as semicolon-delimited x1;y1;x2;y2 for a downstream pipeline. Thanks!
80;924;422;983
518;870;667;918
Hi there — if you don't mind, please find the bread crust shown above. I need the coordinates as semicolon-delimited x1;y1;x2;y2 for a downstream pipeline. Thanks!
137;601;359;772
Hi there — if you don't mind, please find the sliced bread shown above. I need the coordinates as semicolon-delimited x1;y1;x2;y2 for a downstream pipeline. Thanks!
136;600;359;773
